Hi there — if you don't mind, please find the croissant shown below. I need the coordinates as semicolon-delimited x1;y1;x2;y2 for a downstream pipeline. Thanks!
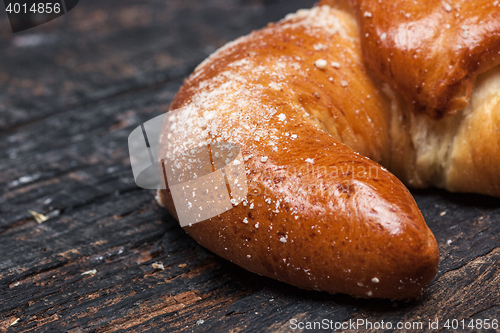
320;0;500;195
155;1;500;299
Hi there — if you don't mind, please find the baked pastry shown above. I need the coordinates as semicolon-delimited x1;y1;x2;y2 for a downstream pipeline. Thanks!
321;0;500;118
156;4;442;300
319;0;500;196
155;0;500;300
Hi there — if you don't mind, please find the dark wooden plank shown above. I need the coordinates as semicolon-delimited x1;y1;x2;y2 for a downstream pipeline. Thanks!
1;0;499;332
0;0;316;132
1;84;498;332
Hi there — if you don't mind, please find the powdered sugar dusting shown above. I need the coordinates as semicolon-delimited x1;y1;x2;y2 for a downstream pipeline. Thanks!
158;5;359;241
281;6;354;41
161;6;349;160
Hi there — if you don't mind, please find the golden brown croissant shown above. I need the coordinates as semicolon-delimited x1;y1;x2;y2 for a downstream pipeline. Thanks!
320;0;500;196
157;5;441;300
321;0;500;119
155;0;500;300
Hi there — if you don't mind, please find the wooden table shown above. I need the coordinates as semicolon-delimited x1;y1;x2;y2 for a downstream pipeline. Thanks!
1;0;499;331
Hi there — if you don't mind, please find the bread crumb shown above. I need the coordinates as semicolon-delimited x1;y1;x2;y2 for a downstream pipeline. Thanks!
28;210;48;224
440;211;446;216
152;262;165;270
363;11;372;17
261;156;269;163
444;2;452;12
331;62;340;69
81;269;97;276
340;80;348;87
178;263;187;268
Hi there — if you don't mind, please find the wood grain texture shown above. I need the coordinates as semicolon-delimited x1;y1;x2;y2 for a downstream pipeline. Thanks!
0;0;498;332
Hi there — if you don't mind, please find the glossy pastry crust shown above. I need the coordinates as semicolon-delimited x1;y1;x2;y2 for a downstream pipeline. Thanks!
158;6;439;300
320;0;500;118
319;0;500;196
